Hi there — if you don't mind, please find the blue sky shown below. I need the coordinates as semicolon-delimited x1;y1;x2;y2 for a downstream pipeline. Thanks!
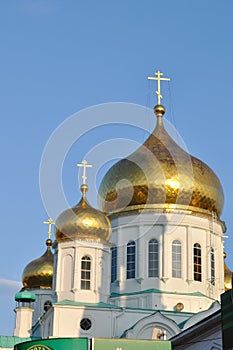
1;0;233;335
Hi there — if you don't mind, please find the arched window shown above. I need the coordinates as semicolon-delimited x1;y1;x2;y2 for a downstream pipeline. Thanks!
152;327;164;340
211;248;215;285
111;247;117;282
172;240;182;278
193;243;202;281
80;256;91;290
44;300;52;312
127;241;136;279
148;239;159;277
61;254;73;291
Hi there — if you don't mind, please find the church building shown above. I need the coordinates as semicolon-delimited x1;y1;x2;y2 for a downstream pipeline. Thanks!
1;71;231;350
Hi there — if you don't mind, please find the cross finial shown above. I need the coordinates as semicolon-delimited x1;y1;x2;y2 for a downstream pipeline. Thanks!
77;159;93;185
43;218;55;239
148;70;170;105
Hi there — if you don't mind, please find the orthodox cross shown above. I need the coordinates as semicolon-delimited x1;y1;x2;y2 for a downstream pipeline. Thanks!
43;218;55;239
148;70;170;105
77;159;92;185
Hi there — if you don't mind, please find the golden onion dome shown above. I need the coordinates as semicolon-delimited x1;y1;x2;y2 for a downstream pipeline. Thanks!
55;184;112;243
22;239;54;289
99;105;224;218
224;252;232;291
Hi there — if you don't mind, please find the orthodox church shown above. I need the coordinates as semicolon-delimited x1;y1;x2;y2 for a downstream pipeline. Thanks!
1;71;232;349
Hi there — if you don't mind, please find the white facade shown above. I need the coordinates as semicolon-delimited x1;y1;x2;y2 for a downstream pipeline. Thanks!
35;300;190;339
53;239;112;303
109;211;225;312
14;306;34;338
9;101;226;347
30;208;225;342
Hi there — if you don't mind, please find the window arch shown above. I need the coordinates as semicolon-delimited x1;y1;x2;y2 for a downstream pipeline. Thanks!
61;254;73;291
172;240;182;278
210;248;215;285
80;255;91;290
111;247;117;282
127;241;136;279
44;300;52;312
193;243;202;281
148;239;159;277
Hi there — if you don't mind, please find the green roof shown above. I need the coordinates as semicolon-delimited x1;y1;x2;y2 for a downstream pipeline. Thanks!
0;336;39;348
110;288;210;298
120;322;138;338
55;300;122;309
55;299;194;316
15;291;36;302
178;319;188;329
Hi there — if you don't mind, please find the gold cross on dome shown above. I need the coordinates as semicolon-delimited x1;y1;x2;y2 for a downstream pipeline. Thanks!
77;159;93;185
148;70;170;105
43;218;55;239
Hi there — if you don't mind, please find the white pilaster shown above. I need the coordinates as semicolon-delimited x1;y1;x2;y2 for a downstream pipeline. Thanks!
14;307;34;338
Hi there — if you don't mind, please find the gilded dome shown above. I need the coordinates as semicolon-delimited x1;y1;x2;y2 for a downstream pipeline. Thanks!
99;105;224;218
224;253;232;291
22;239;54;289
55;184;112;243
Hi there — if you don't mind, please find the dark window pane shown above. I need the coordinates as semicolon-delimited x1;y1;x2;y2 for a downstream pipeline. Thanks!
148;239;159;278
80;318;92;330
80;256;91;290
172;240;182;278
193;244;202;282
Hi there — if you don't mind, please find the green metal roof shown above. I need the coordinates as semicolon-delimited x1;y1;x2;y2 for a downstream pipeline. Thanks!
55;300;122;309
110;288;210;298
15;291;36;302
55;299;194;316
0;336;39;348
178;319;188;329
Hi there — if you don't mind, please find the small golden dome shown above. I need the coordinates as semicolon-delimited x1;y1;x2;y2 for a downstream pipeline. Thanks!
224;253;232;291
55;184;112;243
99;105;224;218
22;239;54;289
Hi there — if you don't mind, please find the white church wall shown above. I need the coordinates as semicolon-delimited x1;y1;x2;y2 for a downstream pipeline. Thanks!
54;239;111;303
46;306;115;338
14;307;34;338
125;312;181;339
38;302;189;339
109;211;224;314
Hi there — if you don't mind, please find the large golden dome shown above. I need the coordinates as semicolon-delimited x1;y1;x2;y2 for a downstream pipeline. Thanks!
56;184;111;242
22;239;54;289
99;105;224;218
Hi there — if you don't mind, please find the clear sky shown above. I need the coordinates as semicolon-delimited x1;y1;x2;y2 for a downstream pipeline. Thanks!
1;0;233;335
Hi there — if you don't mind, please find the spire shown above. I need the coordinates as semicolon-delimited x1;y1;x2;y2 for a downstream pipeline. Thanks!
43;218;55;245
148;70;170;105
77;159;92;200
148;70;170;121
77;159;93;185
